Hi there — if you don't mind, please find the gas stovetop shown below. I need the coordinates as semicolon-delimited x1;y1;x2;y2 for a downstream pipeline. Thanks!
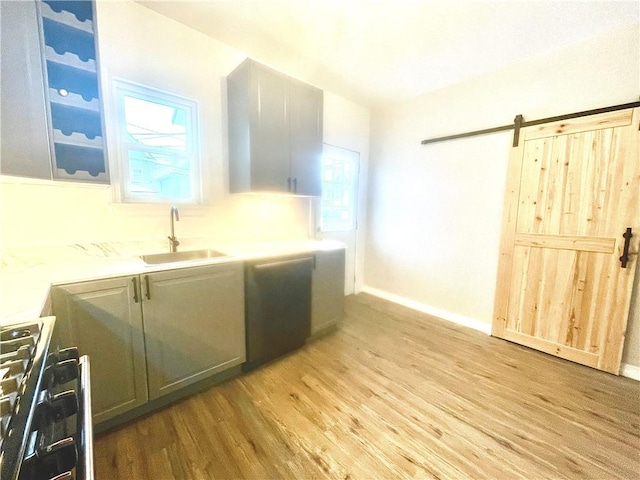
0;317;94;480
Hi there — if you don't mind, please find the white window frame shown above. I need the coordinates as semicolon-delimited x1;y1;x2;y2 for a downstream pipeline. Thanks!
112;79;201;204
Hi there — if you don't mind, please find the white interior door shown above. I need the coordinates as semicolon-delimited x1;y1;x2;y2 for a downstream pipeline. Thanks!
317;144;360;295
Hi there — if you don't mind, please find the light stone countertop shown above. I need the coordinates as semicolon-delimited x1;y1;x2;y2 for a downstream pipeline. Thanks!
0;238;345;324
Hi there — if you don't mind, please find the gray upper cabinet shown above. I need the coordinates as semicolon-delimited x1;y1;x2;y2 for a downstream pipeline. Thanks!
290;77;323;196
51;276;148;424
1;0;52;179
0;0;108;182
227;58;323;196
248;63;291;193
142;263;246;400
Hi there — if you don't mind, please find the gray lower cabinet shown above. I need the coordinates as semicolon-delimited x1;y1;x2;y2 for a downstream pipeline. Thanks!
142;263;245;400
311;249;346;335
51;276;148;424
51;262;246;423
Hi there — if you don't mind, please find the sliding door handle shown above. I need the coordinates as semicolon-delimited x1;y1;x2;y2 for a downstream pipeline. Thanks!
620;228;633;268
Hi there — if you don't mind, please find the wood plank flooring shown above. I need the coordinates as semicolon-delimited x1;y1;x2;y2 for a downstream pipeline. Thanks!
94;293;640;479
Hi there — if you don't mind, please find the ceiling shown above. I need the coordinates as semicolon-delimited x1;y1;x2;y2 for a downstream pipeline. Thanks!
137;0;639;107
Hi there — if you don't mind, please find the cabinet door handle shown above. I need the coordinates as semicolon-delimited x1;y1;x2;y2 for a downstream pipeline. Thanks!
144;275;151;300
132;278;139;303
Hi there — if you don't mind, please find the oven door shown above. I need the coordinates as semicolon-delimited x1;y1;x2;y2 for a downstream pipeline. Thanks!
19;354;94;480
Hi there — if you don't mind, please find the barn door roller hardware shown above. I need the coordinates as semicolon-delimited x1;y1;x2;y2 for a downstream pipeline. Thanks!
420;100;640;147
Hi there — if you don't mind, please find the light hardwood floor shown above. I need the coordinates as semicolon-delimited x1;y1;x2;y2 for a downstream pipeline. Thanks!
94;293;640;479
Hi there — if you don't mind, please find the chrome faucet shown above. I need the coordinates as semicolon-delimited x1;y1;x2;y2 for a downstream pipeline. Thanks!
168;205;180;252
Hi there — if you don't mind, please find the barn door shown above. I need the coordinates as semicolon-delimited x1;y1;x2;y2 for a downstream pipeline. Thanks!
492;107;639;374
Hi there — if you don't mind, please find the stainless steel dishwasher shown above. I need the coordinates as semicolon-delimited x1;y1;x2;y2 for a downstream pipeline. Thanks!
243;255;313;371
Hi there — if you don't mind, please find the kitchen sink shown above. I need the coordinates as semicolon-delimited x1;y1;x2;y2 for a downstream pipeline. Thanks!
140;249;228;265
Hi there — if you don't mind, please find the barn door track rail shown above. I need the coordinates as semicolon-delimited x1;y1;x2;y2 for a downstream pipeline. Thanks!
420;100;640;147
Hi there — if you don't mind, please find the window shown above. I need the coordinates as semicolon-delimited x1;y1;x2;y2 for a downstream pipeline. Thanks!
113;79;200;203
321;145;359;232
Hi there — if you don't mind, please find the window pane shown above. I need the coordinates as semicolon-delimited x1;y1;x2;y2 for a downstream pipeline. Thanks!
114;79;200;204
321;146;359;232
128;150;191;200
123;96;187;151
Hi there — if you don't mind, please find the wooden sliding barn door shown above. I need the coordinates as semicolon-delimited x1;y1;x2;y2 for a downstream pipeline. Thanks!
492;107;639;374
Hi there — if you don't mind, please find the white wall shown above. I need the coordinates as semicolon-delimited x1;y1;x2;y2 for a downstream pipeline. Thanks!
365;23;640;369
322;92;370;292
0;0;369;252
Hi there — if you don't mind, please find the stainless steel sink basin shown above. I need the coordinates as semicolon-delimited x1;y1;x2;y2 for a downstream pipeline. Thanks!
140;249;228;265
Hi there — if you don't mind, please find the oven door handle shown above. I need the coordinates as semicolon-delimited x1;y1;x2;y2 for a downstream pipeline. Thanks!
77;355;94;480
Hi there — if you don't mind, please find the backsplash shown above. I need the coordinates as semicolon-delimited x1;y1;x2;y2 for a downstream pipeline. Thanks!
0;177;312;251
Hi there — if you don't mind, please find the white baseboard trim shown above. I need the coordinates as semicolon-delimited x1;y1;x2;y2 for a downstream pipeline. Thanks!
360;286;640;382
361;286;492;335
620;363;640;381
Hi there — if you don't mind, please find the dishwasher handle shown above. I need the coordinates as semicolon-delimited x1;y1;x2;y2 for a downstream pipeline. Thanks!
252;257;313;271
